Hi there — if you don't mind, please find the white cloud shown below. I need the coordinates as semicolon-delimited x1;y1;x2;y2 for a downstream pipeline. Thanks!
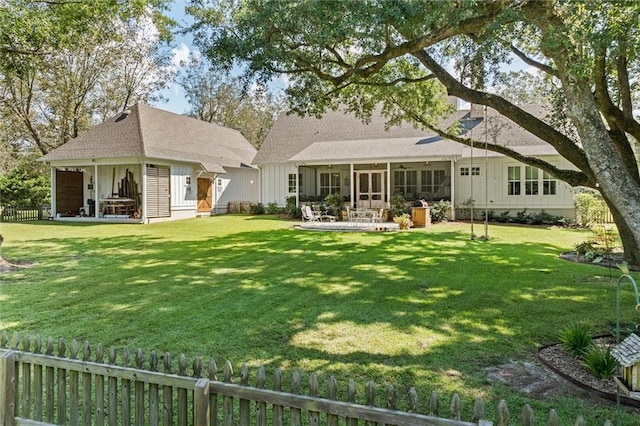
171;43;193;69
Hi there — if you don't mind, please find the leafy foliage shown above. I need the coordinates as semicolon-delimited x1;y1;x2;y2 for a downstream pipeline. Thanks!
186;0;640;265
389;194;407;217
574;192;607;227
0;159;49;206
559;322;592;358
582;345;618;379
178;55;284;148
392;213;412;229
430;200;451;223
323;192;345;217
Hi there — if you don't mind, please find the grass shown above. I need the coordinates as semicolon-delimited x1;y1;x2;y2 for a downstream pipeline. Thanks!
1;216;638;423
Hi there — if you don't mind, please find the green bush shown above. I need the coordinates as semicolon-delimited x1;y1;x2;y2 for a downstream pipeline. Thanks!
575;191;606;227
250;203;265;214
265;202;281;214
430;200;451;223
560;322;592;358
582;345;618;379
284;196;300;217
324;192;345;216
390;194;407;217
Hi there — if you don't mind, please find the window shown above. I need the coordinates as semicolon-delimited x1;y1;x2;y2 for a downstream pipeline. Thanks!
185;176;191;185
543;171;556;195
421;170;446;194
508;166;556;196
288;173;297;193
320;172;341;196
508;166;521;195
460;167;480;176
393;170;417;199
525;166;538;195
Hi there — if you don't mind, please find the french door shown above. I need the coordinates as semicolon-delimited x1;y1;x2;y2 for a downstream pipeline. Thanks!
356;171;384;208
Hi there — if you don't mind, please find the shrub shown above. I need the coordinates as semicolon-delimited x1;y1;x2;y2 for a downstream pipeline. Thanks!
250;203;265;215
265;202;281;214
430;200;451;223
284;196;300;217
324;192;345;216
390;194;407;217
582;345;619;379
575;191;606;227
560;322;592;358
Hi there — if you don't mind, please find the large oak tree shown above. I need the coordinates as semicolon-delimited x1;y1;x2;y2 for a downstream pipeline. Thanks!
188;0;640;264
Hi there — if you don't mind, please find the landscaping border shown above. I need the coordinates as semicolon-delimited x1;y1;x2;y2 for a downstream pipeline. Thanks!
536;340;640;408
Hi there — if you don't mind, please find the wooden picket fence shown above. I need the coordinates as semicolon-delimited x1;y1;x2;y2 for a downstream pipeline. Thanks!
0;205;51;222
0;332;615;426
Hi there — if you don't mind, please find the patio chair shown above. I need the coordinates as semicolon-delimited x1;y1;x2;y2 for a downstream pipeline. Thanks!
301;205;319;221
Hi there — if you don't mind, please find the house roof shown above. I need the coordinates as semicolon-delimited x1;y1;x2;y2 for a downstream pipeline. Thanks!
40;103;257;173
611;333;640;367
254;104;559;165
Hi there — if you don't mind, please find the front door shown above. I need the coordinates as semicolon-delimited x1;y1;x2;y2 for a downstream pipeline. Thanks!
356;171;384;209
197;178;212;212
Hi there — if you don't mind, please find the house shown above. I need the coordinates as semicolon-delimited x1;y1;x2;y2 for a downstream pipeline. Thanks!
254;102;578;220
39;103;259;223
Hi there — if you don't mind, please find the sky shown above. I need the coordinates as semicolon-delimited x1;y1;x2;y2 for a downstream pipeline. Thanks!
151;1;196;115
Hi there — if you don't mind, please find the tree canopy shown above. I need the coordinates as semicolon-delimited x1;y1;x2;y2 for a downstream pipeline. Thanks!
188;0;640;264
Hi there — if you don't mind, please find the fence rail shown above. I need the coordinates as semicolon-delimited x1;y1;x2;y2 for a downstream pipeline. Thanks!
0;205;51;222
0;332;615;426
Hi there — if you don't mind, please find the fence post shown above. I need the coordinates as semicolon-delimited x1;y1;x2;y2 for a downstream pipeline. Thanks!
194;378;210;426
0;351;16;426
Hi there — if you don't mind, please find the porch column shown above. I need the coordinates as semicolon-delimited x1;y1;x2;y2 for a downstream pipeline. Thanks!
94;164;99;218
50;167;56;217
450;159;456;220
349;163;354;208
386;162;391;208
142;162;148;223
296;165;300;207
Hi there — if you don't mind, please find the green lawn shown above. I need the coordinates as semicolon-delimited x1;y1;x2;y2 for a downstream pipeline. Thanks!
1;216;638;423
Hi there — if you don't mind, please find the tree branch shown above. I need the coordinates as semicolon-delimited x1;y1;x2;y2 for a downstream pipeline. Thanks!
510;44;557;77
412;49;595;183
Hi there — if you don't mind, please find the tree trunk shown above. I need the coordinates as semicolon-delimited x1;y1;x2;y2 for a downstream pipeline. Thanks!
603;197;640;266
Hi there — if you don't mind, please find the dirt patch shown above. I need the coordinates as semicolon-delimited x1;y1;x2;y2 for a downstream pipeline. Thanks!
0;257;36;273
486;360;577;400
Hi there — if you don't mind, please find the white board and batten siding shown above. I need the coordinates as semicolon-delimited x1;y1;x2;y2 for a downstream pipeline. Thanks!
454;156;578;219
259;163;298;207
214;167;260;214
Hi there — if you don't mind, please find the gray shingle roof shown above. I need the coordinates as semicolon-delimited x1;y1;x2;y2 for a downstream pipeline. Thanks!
254;105;558;165
611;333;640;367
40;103;256;173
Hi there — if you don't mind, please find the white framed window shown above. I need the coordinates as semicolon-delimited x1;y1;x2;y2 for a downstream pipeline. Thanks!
320;172;341;196
508;166;557;196
460;167;480;176
393;170;417;199
543;171;557;195
185;176;191;185
525;166;538;195
508;166;521;195
288;173;297;193
421;170;446;194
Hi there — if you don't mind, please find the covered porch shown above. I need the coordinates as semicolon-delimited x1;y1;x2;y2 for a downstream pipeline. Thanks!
294;160;454;215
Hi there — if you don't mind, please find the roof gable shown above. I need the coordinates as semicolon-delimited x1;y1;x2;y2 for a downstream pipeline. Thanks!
254;105;558;165
40;103;257;172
